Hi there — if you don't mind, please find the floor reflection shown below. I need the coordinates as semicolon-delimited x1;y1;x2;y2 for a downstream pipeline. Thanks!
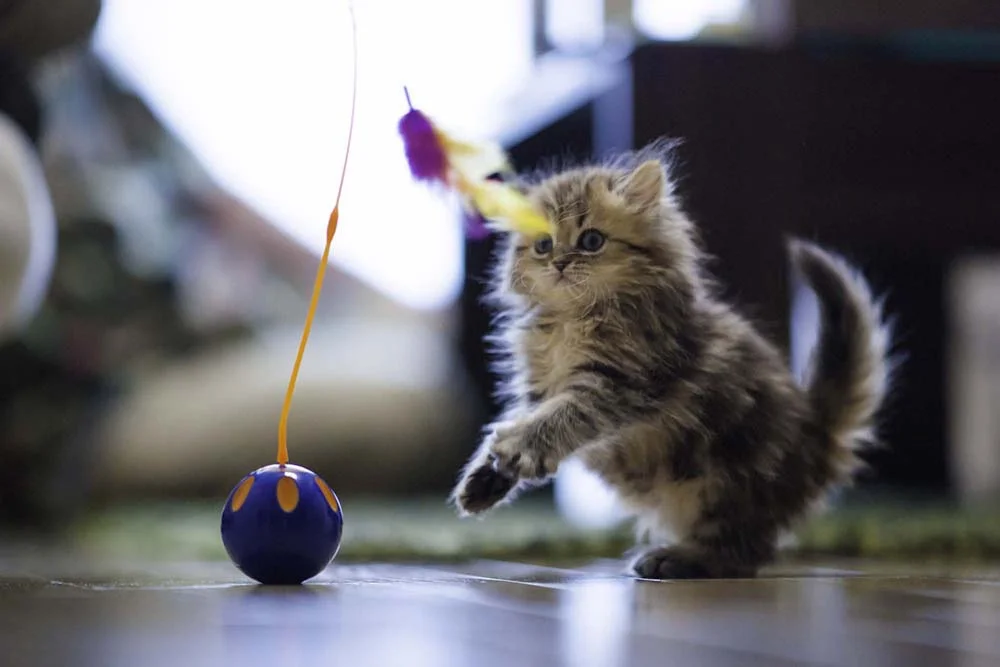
559;579;635;667
2;560;1000;666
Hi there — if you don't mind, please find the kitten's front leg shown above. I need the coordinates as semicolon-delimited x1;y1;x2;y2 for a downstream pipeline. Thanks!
451;420;523;515
487;415;560;481
451;412;566;515
490;362;661;481
454;367;640;514
489;391;606;481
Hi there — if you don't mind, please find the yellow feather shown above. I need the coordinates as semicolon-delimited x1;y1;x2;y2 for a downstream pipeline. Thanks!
435;129;509;179
428;122;553;238
466;179;552;237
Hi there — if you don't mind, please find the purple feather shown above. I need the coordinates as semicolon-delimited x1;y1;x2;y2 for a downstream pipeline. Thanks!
399;108;447;182
399;89;494;240
463;210;491;240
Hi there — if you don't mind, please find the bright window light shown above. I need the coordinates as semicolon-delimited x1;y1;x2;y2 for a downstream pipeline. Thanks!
546;0;605;52
92;0;533;311
633;0;745;41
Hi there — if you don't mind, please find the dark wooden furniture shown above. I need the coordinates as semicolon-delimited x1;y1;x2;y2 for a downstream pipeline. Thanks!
629;40;1000;492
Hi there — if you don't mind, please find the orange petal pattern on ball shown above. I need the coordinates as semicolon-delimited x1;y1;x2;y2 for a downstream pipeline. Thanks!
314;476;339;512
230;476;255;512
276;475;300;513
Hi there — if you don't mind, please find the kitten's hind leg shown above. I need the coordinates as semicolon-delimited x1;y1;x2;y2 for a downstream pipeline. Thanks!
630;510;778;580
630;545;760;579
631;545;717;579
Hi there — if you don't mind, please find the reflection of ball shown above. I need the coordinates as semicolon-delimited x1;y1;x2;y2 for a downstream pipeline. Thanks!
221;463;343;585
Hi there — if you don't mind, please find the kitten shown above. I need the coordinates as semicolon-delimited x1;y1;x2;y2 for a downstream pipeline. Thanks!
450;143;894;579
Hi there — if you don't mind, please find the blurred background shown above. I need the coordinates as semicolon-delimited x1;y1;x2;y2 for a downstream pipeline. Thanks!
1;0;1000;561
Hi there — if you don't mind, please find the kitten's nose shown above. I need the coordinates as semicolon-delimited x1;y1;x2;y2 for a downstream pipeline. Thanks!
553;258;571;273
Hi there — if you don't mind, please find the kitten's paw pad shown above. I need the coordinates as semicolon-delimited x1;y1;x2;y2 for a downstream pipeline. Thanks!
453;462;516;515
631;547;713;580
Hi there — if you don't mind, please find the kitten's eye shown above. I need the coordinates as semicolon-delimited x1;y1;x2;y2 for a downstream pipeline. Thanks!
577;229;606;252
533;235;553;255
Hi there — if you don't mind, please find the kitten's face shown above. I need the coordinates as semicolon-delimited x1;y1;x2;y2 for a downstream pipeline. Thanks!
501;160;685;310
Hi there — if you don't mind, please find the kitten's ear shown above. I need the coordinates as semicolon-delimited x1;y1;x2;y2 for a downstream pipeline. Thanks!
621;159;665;211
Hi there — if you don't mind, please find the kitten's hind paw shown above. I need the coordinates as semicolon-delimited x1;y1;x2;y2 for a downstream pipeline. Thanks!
631;546;713;580
452;462;517;515
630;546;756;580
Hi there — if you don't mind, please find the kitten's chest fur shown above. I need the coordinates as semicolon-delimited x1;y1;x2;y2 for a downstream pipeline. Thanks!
520;316;594;398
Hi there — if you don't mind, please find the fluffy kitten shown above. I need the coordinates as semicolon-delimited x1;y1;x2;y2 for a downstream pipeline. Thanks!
450;144;893;579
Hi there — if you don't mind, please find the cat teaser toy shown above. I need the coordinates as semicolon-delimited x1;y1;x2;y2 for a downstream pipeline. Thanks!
398;90;554;240
220;5;550;584
219;7;359;586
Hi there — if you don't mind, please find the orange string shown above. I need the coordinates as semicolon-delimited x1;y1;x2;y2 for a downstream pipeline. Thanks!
277;1;357;466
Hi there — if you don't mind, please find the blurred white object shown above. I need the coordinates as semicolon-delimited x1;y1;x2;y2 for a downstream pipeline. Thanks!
789;271;821;386
93;316;478;497
546;0;605;52
948;256;1000;505
633;0;746;40
555;456;628;530
0;112;56;339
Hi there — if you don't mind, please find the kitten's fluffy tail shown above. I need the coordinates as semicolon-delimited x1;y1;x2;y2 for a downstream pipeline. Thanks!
788;239;894;450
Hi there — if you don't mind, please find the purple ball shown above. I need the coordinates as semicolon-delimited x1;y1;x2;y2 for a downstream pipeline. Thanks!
220;464;343;585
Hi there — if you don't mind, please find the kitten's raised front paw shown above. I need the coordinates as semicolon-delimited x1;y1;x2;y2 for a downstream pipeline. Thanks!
453;461;516;515
488;423;558;481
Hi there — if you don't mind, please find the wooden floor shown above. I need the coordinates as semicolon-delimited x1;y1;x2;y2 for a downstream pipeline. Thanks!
2;557;1000;666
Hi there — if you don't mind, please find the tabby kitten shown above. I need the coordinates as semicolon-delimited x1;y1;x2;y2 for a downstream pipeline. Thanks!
451;144;893;579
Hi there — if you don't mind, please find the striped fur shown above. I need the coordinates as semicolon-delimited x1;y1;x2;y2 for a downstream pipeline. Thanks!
451;145;894;579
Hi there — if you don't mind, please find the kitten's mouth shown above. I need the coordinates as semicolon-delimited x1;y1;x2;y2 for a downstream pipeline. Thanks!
553;270;582;286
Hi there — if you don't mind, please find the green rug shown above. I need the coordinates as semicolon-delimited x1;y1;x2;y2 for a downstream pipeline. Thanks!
66;497;1000;564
